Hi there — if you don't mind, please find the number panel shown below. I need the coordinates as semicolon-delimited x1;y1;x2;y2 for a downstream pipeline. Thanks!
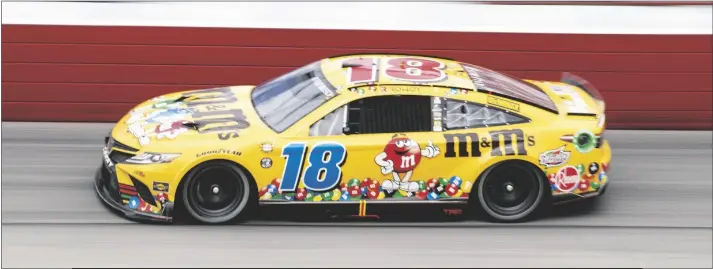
344;58;378;84
279;142;347;192
278;142;309;192
384;57;447;82
302;142;347;191
341;57;448;84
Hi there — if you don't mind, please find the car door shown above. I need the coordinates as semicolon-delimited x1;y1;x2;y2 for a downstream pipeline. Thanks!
296;93;460;201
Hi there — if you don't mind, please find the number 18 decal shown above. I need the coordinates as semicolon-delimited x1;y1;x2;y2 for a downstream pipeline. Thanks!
279;142;347;192
343;57;447;84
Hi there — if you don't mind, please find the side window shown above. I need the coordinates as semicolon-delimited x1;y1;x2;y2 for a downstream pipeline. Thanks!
309;95;432;136
309;105;347;136
444;99;529;129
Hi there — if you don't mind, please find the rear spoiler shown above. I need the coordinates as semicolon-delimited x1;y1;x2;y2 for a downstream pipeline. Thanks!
561;72;607;129
561;72;606;113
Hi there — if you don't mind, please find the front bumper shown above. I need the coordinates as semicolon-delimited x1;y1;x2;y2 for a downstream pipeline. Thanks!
94;159;174;223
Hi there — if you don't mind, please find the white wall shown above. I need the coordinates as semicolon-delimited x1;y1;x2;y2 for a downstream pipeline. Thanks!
2;1;712;34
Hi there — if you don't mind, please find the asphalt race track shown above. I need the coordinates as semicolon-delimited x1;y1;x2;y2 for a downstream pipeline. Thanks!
2;122;712;268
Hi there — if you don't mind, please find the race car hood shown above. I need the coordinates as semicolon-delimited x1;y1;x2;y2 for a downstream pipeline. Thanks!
110;86;273;150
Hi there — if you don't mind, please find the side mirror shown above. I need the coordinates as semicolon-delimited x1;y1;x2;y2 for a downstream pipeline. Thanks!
342;126;353;135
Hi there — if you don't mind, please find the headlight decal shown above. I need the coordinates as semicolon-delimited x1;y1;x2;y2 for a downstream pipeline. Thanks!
125;152;181;164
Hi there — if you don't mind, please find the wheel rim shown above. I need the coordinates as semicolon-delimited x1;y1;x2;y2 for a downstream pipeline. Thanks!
186;166;244;218
482;164;541;217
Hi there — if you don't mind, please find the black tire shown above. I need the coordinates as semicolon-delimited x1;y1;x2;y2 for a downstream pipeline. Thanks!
475;160;548;222
181;160;253;224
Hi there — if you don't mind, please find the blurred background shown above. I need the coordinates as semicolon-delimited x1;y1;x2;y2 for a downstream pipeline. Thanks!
1;1;712;268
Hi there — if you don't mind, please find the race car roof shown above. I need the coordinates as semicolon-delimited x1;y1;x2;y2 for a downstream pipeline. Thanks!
320;54;558;113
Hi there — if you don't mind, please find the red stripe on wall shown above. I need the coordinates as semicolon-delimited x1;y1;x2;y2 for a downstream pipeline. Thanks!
2;24;712;129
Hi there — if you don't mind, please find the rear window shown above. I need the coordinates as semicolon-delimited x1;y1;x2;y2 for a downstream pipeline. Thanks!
460;63;558;113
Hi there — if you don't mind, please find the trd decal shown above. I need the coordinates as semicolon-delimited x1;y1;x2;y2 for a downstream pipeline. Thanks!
279;142;347;192
443;129;534;158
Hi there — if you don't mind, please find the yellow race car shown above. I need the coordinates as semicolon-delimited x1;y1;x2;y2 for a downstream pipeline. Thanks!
95;53;611;224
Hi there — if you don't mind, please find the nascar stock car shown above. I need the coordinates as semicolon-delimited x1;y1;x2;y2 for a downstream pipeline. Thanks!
96;53;611;224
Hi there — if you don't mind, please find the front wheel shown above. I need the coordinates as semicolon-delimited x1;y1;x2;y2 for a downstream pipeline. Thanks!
475;160;548;222
181;160;253;224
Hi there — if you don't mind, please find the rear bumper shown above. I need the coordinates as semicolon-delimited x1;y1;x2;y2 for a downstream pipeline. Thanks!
94;161;174;223
552;180;609;205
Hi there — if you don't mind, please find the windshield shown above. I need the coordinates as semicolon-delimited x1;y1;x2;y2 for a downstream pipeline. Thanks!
251;61;338;133
460;63;558;113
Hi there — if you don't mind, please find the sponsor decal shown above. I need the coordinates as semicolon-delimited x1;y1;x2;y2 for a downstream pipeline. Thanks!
311;77;336;99
487;96;520;112
561;130;598;153
195;149;242;158
260;142;274;153
134;171;145;177
178;87;251;141
152;182;170;192
443;129;535;158
446;88;468;96
390;86;422;93
433;120;443;132
431;97;444;131
260;158;273;168
349;87;366;95
549;166;580;193
538;146;571;168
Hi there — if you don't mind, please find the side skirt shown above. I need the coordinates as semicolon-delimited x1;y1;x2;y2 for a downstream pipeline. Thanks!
258;198;469;220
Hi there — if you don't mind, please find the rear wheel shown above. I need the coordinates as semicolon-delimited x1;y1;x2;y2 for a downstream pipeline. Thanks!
181;160;253;224
475;160;547;222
